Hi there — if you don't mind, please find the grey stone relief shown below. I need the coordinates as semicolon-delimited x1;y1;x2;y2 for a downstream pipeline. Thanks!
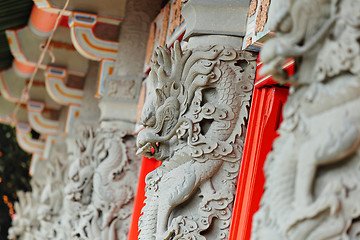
9;126;141;240
66;126;140;240
8;146;71;240
137;41;256;239
8;0;163;238
252;0;360;239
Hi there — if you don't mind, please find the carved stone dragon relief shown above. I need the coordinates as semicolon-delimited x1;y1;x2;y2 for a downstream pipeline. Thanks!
8;187;41;240
9;125;141;240
137;41;256;240
37;155;70;240
252;0;360;239
9;149;71;240
64;127;97;221
64;126;141;240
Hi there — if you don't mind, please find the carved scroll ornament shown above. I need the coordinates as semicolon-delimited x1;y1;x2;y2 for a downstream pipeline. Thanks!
137;41;256;240
252;0;360;239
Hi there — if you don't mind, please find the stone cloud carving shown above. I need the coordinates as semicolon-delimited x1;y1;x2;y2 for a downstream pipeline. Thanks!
137;41;256;239
252;0;360;239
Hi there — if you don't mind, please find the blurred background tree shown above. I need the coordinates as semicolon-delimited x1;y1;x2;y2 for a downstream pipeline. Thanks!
0;124;31;240
0;0;34;238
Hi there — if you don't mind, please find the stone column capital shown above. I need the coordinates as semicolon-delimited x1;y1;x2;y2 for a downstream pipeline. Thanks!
182;0;251;40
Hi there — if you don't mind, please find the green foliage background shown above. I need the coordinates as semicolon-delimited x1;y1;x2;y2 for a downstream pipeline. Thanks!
0;124;31;240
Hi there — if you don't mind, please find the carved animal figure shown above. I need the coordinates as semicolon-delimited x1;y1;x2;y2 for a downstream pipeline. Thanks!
252;0;360;239
137;41;256;239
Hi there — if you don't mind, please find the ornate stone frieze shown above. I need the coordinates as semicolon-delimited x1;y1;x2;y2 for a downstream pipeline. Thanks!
249;0;258;17
252;0;360;239
255;0;270;34
137;40;256;239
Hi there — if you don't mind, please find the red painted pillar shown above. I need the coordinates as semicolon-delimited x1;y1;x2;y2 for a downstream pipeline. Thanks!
128;157;161;240
228;57;293;240
228;86;288;240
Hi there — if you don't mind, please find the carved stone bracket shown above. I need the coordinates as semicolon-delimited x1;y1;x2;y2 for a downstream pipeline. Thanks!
137;38;256;239
98;0;164;128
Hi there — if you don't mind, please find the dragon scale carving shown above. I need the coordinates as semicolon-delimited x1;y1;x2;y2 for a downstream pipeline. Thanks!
137;41;256;239
252;0;360;239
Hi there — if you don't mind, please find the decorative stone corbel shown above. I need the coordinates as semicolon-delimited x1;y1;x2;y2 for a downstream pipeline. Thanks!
16;123;45;154
137;1;256;238
27;101;59;135
68;12;119;61
95;59;114;98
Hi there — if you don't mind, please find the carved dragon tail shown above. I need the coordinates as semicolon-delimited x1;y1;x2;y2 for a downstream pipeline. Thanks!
138;196;158;240
138;168;163;240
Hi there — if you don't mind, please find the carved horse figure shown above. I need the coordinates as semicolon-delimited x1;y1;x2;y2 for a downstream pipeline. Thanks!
252;0;360;239
137;41;256;239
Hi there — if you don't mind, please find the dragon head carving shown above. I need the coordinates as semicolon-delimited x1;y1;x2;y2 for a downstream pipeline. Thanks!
137;41;190;161
64;127;97;212
137;40;255;164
